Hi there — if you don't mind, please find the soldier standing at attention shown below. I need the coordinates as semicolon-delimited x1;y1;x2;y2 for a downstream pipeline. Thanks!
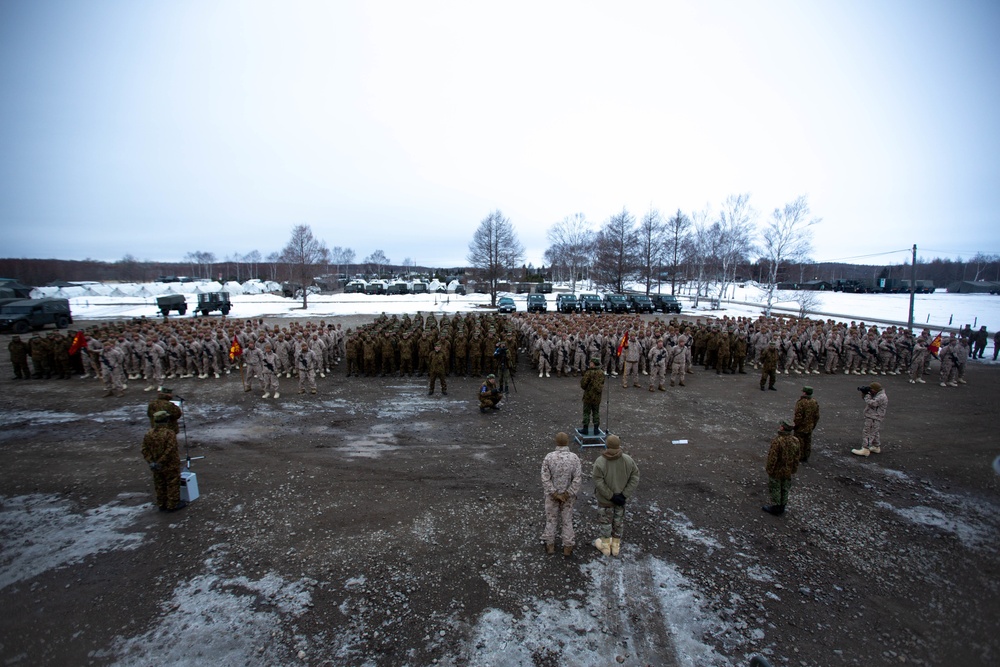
580;358;605;435
647;339;668;391
541;432;582;558
296;342;319;394
142;410;186;512
592;435;639;557
261;343;280;399
428;342;448;396
242;339;263;393
793;386;820;463
8;335;30;380
759;341;779;391
762;421;800;516
852;382;888;457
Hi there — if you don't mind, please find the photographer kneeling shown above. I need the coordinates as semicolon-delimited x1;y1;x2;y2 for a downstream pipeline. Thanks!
478;374;503;413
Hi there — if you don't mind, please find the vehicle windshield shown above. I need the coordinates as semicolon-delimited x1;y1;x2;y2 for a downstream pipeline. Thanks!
1;306;33;314
609;295;626;301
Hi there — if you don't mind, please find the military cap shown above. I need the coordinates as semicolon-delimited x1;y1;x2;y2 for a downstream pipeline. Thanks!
802;386;813;396
869;382;882;393
606;435;621;450
779;420;794;432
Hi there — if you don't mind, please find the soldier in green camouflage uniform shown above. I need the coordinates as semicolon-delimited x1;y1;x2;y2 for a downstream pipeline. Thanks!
580;358;605;434
142;410;185;511
759;341;779;391
762;421;800;516
147;389;183;433
428;343;447;395
793;386;820;462
8;335;30;380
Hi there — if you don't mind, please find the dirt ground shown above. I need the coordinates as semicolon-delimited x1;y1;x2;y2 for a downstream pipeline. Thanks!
1;315;998;667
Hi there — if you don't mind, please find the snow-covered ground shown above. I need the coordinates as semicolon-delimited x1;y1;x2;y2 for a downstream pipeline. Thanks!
40;280;1000;332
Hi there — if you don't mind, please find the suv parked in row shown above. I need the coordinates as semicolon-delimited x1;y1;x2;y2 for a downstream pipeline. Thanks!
556;294;580;313
497;296;516;313
578;294;603;313
651;294;682;314
526;294;548;313
629;294;654;313
602;294;630;313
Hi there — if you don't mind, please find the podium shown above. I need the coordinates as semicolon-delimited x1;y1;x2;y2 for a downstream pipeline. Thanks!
180;471;199;503
574;427;607;449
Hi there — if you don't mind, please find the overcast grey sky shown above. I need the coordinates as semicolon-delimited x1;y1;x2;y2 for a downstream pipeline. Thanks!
1;0;998;269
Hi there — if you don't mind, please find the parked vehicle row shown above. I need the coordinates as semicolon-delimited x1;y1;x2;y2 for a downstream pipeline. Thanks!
495;292;684;315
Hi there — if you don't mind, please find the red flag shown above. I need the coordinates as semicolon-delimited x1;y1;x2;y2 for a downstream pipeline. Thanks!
68;331;87;356
229;335;242;362
616;331;629;357
927;333;942;357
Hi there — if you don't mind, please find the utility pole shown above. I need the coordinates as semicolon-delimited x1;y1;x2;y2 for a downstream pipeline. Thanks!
907;244;917;331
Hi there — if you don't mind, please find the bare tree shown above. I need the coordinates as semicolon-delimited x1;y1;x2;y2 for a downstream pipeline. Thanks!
544;213;595;292
467;209;525;307
759;195;820;316
265;252;281;282
281;225;328;309
664;209;691;295
183;251;216;279
244;250;262;281
364;250;390;278
593;207;638;293
636;207;665;294
685;207;720;305
795;288;823;318
970;252;998;282
716;193;757;300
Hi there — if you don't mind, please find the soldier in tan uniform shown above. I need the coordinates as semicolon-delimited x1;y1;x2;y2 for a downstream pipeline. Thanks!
541;432;582;557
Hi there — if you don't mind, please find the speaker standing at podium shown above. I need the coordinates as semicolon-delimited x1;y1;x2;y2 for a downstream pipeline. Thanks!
580;358;604;435
142;410;186;512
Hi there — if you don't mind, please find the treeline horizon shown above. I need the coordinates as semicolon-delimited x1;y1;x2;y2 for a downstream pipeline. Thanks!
2;254;998;290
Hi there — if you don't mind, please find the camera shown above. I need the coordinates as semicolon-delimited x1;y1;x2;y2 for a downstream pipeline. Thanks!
857;386;871;395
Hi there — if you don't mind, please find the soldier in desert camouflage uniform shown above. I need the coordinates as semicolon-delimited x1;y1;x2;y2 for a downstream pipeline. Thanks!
541;432;582;557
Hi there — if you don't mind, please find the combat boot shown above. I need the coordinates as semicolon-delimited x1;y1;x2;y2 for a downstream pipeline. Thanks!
851;447;871;457
262;392;270;399
546;542;555;555
593;537;611;556
273;392;280;399
563;545;574;558
761;504;783;516
611;537;621;557
103;390;114;398
868;445;880;454
582;423;589;435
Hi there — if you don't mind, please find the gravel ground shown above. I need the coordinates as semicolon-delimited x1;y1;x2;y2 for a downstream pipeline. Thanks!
1;316;998;667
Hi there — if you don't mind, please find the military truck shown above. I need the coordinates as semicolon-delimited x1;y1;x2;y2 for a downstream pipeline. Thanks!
156;294;188;316
556;294;580;313
196;292;231;316
0;298;72;334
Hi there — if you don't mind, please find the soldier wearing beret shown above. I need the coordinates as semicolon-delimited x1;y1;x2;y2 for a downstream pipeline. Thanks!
762;421;800;516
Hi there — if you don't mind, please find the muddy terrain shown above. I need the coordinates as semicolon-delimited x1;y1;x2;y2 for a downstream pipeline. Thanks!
1;316;998;667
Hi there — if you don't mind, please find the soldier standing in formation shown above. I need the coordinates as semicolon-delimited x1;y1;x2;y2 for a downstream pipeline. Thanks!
592;435;639;557
540;432;582;558
428;343;447;396
8;335;30;380
792;386;820;463
852;381;888;457
762;421;800;516
580;358;604;435
142;410;186;512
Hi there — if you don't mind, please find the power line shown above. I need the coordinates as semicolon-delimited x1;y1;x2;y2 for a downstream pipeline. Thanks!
920;248;1000;257
813;248;911;264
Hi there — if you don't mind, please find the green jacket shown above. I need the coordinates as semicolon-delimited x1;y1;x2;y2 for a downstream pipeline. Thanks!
593;451;640;507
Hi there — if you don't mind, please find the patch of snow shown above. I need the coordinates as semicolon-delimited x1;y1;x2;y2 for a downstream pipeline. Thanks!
0;494;147;590
875;501;995;550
